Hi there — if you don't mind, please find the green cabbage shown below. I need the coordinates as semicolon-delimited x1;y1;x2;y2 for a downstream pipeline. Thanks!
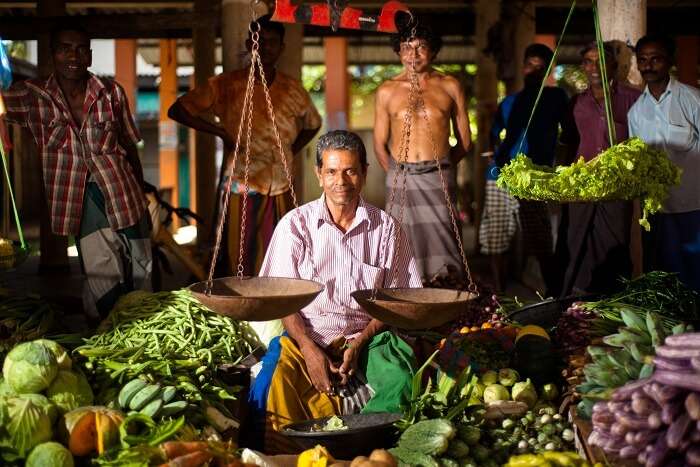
497;138;682;230
2;341;58;393
480;370;498;386
0;376;15;397
483;384;510;403
46;370;94;415
34;339;72;370
511;379;538;408
18;393;58;424
498;368;520;387
26;442;74;467
0;396;53;458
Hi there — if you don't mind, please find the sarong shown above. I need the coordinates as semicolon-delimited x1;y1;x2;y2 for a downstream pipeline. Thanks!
77;182;152;318
559;201;632;296
644;210;700;293
386;157;462;280
518;200;553;257
219;188;293;276
479;180;519;255
248;331;415;453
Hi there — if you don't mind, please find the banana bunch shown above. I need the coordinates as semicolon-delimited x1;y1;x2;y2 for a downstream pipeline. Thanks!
576;310;692;418
117;378;188;419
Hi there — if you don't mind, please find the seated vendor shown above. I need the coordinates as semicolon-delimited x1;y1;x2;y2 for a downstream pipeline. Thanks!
248;130;422;452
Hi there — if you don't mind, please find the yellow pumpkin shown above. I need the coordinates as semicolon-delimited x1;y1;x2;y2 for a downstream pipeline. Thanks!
60;406;124;456
297;445;335;467
515;325;550;343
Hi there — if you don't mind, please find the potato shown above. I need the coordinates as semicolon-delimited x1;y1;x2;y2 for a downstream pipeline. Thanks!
350;456;370;467
368;450;396;467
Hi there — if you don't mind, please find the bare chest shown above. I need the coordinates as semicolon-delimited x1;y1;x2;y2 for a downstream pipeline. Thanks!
387;84;453;122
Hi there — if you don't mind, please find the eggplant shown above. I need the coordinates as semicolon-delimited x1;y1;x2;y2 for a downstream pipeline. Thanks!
656;345;700;359
693;356;700;371
612;377;651;400
647;412;663;429
617;412;652;431
665;413;691;448
687;445;700;466
663;333;700;347
646;434;670;467
686;392;700;420
631;395;657;416
661;399;684;425
653;356;692;372
619;445;639;459
653;369;700;392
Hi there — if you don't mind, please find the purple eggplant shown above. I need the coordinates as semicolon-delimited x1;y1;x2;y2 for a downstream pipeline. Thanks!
662;398;684;425
656;345;700;359
648;412;663;429
617;412;652;430
687;446;700;466
663;333;700;347
634;430;659;445
653;356;692;372
619;445;639;459
613;377;652;399
646;434;670;467
665;413;692;448
693;356;700;371
611;422;627;437
632;395;658;415
686;392;700;420
653;369;700;391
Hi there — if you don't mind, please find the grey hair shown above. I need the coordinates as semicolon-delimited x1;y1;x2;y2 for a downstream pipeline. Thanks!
315;130;368;168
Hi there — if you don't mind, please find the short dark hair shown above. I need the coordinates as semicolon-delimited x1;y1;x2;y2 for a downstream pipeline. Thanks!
391;22;442;57
50;22;90;50
524;43;554;66
580;40;616;61
316;130;368;168
249;14;285;41
635;34;675;59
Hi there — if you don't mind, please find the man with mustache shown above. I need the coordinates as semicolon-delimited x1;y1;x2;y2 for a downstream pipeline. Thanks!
559;41;640;296
628;34;700;292
169;14;321;276
374;22;471;282
1;24;151;321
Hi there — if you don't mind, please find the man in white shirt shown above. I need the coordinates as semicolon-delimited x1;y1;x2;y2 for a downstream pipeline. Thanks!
628;34;700;292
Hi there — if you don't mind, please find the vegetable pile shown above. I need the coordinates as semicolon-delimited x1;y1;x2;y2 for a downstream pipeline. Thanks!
588;332;700;466
496;137;681;229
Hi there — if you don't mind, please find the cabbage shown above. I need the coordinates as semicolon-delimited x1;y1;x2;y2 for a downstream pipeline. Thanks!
26;442;74;467
0;396;53;458
0;376;15;397
34;339;72;370
18;393;58;424
498;368;520;387
511;379;538;408
46;370;94;415
2;341;58;393
480;370;498;385
483;384;510;404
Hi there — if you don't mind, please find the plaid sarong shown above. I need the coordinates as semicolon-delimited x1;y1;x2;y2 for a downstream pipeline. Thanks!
386;157;463;280
479;180;519;255
77;182;151;318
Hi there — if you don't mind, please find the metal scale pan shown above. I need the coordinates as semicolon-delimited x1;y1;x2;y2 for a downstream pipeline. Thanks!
188;276;324;321
352;288;476;330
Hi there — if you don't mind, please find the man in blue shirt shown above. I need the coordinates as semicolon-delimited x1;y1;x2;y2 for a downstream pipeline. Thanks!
628;35;700;292
480;43;576;293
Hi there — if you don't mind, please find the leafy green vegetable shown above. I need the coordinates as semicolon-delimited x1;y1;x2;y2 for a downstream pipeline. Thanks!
46;369;94;414
26;442;74;467
0;396;53;459
497;138;681;230
2;341;58;394
33;339;72;370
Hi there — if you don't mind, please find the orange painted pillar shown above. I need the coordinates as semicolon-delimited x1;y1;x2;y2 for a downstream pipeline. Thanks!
676;36;699;88
534;34;557;85
159;39;179;207
324;37;349;130
115;40;138;113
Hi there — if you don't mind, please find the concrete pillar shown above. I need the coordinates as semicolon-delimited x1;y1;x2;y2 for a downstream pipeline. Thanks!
324;37;349;130
192;0;217;245
676;36;699;88
599;0;646;87
474;0;500;249
114;40;138;113
159;39;179;207
37;0;68;271
221;0;268;72
534;34;557;86
505;1;535;94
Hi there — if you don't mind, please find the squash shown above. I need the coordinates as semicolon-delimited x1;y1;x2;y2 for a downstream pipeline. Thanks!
60;406;124;456
297;445;335;467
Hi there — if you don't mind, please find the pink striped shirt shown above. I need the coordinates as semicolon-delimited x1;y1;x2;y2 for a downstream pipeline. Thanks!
259;195;422;347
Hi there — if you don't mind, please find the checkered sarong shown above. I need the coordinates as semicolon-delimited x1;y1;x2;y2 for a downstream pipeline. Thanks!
479;180;519;254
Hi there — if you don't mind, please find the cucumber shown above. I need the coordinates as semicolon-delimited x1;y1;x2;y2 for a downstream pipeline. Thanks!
159;400;188;417
118;378;148;409
140;398;164;418
129;384;161;411
161;386;177;403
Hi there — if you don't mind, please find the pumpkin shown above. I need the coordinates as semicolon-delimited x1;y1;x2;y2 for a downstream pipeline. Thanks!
59;406;124;456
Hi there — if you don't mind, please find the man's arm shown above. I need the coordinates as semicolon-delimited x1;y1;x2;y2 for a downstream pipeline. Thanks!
114;83;146;188
122;139;144;188
168;100;233;147
373;84;393;172
1;83;31;128
448;77;472;166
291;128;320;155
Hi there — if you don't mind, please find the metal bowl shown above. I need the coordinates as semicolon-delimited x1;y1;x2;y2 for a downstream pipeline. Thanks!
281;413;401;459
351;287;476;330
507;295;597;329
188;276;324;321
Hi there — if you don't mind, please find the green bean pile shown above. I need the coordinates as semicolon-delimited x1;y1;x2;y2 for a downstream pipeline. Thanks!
75;290;261;404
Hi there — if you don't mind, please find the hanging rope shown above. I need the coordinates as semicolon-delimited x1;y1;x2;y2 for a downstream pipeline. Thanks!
0;95;26;251
592;0;617;147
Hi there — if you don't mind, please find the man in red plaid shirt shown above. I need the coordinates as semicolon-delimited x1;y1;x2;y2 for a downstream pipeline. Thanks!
1;24;151;320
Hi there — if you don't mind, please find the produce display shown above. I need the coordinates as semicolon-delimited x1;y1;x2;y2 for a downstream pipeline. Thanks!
496;137;681;229
504;452;599;467
588;332;700;466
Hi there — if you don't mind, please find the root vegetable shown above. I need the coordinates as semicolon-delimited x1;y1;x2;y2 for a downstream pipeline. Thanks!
665;413;692;449
686;392;700;420
619;445;639;459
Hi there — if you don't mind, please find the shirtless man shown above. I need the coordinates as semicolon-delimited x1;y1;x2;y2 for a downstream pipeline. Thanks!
374;22;471;281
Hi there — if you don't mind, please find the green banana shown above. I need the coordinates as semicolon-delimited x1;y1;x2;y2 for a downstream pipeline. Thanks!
159;400;188;417
161;386;177;403
645;311;666;348
118;378;148;409
620;308;648;332
140;398;163;418
129;384;162;411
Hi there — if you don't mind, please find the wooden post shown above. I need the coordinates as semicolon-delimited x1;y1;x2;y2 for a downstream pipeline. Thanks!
534;34;557;86
599;0;647;87
192;0;217;245
221;0;267;72
114;40;138;113
504;1;535;94
676;36;699;88
324;37;349;130
37;0;69;272
474;0;500;250
159;39;179;207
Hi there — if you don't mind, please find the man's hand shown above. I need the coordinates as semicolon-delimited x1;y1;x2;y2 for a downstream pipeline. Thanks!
300;340;339;395
338;339;362;386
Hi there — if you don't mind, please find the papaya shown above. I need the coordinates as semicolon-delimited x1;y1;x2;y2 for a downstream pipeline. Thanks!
60;406;124;456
